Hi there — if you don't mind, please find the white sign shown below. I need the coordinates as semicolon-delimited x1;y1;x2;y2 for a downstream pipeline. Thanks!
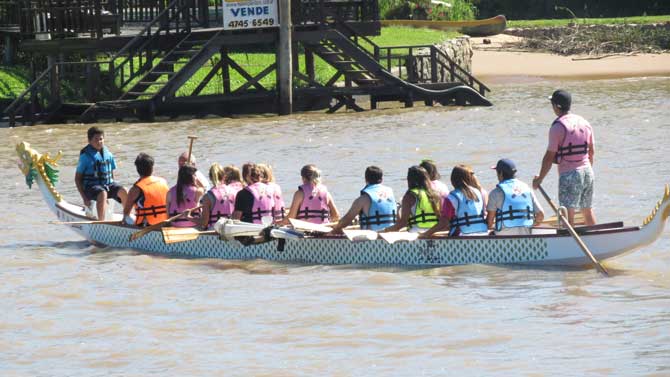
223;0;279;30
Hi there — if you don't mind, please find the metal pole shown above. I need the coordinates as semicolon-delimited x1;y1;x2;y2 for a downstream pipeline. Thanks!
278;0;292;115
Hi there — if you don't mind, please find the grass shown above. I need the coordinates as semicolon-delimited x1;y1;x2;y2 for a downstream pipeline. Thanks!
508;15;670;28
0;65;31;99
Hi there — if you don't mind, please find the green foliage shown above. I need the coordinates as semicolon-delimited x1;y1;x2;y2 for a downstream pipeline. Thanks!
0;65;31;99
380;0;477;20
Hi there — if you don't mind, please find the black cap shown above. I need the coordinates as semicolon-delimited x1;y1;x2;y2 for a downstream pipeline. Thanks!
549;89;571;110
491;158;517;177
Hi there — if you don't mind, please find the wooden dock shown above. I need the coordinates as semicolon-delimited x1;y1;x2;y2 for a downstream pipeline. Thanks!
0;0;491;126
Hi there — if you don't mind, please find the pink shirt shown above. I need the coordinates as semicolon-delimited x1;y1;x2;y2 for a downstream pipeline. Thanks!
548;114;594;174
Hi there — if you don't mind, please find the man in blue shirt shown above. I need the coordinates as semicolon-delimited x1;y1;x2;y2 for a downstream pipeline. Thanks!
75;127;127;220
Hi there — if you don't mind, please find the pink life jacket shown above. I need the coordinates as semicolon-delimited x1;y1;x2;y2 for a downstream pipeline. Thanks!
245;182;274;224
266;182;285;221
167;184;198;227
431;180;449;197
297;183;330;224
207;183;242;228
553;113;592;165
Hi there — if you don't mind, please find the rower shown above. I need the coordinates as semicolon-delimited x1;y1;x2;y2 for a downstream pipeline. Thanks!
420;159;449;197
232;164;274;224
75;126;127;220
258;163;286;222
487;159;544;235
200;163;244;230
281;164;340;226
166;165;204;228
122;153;169;226
383;166;440;233
330;166;397;233
177;151;211;191
421;165;488;237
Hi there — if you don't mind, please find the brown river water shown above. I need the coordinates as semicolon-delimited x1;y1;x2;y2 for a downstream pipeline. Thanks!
2;77;670;376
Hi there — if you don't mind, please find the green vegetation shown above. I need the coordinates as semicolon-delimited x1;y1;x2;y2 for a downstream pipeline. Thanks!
508;15;670;28
0;65;31;99
380;0;476;21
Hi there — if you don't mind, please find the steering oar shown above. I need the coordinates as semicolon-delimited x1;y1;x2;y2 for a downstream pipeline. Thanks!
537;185;609;276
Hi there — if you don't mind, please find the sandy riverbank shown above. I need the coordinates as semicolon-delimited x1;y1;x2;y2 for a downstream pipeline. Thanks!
470;34;670;82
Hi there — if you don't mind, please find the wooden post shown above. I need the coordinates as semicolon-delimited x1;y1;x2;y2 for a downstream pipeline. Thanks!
277;0;292;115
305;47;315;84
3;34;14;65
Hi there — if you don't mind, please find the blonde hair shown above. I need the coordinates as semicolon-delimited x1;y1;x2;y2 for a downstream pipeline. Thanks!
209;163;225;186
300;164;321;185
223;165;242;185
256;163;275;183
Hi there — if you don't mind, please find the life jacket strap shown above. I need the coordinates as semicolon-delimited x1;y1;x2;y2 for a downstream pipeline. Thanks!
359;210;397;227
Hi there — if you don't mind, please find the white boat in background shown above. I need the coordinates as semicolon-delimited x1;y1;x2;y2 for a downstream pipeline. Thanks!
17;141;670;268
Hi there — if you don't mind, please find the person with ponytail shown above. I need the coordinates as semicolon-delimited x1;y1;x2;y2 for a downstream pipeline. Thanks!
166;165;204;228
383;166;441;233
257;163;286;222
281;164;340;225
200;163;244;229
420;159;449;197
421;165;489;237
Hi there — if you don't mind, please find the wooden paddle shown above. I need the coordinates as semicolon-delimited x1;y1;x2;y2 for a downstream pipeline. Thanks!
289;218;334;233
379;232;418;244
129;206;202;242
51;219;122;225
342;229;378;242
161;227;217;244
186;135;198;165
537;185;609;276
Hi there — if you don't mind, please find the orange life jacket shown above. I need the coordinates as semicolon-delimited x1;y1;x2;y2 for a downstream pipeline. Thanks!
134;176;169;226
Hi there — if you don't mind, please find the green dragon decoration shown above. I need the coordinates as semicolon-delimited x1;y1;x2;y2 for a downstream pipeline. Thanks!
16;141;63;202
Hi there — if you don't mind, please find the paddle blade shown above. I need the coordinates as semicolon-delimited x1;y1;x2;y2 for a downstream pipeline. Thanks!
289;218;333;233
343;229;378;242
379;232;419;244
162;227;201;244
214;218;265;240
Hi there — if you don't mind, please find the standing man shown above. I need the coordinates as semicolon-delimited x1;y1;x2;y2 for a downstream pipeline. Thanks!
533;89;596;226
75;127;127;220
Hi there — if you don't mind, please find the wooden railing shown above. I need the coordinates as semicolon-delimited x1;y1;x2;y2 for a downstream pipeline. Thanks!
108;0;194;91
0;0;20;26
293;0;378;26
110;0;213;26
3;60;116;126
17;0;120;38
376;45;490;95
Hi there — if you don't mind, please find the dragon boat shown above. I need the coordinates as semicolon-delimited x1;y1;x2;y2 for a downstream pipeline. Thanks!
17;141;670;268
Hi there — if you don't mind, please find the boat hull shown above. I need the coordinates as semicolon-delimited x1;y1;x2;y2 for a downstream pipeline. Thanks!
55;202;646;267
381;15;507;37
